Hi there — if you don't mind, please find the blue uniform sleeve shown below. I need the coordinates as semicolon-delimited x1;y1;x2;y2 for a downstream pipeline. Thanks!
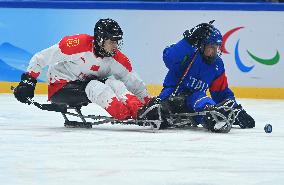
209;58;236;104
158;70;182;100
158;87;175;101
163;38;196;71
158;39;196;100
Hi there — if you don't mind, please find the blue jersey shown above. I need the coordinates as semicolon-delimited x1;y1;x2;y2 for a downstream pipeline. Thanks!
159;38;235;112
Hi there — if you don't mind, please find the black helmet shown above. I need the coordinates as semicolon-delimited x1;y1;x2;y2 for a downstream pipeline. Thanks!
94;18;123;57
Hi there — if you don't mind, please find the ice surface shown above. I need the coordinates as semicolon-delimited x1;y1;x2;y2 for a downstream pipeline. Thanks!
0;94;284;185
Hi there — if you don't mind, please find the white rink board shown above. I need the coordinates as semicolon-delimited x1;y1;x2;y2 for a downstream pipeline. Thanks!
0;7;283;87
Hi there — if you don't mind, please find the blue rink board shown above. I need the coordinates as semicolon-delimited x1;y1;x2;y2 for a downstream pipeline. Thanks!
0;1;284;11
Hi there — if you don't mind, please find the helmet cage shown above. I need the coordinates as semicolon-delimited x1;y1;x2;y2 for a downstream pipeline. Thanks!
200;44;222;64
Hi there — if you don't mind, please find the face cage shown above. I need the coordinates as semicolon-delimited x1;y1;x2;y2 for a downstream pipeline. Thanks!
201;44;222;64
103;39;123;56
95;36;124;57
115;39;123;51
216;47;222;58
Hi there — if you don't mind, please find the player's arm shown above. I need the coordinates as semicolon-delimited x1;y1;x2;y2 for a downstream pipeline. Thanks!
27;34;92;79
209;60;255;128
13;44;65;104
209;72;235;104
158;70;180;101
111;50;151;103
161;38;197;100
27;44;65;78
163;39;195;71
209;60;235;104
13;37;70;104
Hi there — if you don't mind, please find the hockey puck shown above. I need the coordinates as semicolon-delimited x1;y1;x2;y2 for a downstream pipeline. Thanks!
264;124;272;133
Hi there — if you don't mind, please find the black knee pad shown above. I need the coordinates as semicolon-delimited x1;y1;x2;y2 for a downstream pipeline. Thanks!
51;81;90;106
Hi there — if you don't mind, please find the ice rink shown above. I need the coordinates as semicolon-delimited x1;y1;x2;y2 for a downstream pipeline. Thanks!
0;94;284;185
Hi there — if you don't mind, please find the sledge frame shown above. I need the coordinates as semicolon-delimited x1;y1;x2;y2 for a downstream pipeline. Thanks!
60;103;235;132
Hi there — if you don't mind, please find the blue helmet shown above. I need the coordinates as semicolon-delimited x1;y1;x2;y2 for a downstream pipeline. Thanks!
200;27;223;64
202;27;222;46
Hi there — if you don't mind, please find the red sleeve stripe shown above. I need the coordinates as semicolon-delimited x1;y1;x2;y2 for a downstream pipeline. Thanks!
112;50;132;72
28;71;40;79
59;34;93;55
209;72;228;91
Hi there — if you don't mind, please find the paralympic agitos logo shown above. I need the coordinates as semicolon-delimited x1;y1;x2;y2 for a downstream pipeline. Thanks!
221;27;280;72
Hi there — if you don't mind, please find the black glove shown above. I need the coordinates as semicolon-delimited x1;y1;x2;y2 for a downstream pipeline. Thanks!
13;73;37;104
183;22;214;47
137;97;161;120
137;97;173;129
234;104;255;129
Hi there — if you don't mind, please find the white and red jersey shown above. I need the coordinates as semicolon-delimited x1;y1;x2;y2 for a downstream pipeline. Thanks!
27;34;150;102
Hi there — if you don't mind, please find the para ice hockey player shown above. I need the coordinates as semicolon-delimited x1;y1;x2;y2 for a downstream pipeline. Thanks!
138;21;255;132
13;18;151;123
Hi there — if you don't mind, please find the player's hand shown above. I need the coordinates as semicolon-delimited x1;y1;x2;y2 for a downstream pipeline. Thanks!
183;22;214;47
13;73;37;104
234;104;255;128
137;97;161;120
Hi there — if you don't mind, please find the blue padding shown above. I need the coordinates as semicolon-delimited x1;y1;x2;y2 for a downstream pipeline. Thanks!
186;92;216;112
0;1;284;11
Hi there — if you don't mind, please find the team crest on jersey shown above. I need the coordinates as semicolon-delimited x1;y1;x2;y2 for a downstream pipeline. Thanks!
59;34;93;55
66;38;80;47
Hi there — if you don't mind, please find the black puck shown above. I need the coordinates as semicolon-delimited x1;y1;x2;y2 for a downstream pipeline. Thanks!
264;124;272;133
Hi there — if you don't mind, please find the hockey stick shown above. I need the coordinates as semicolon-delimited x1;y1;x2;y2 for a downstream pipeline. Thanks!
11;86;67;113
27;98;67;113
171;20;215;97
171;51;198;97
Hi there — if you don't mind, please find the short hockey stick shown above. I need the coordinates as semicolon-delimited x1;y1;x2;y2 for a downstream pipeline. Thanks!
11;86;67;113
